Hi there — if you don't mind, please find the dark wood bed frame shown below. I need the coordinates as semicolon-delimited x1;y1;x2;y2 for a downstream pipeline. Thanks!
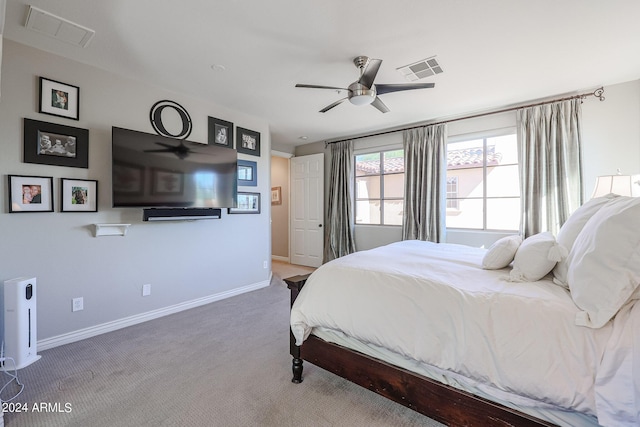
286;274;557;427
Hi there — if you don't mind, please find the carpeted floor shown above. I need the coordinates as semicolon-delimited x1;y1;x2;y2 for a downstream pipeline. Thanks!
1;265;443;427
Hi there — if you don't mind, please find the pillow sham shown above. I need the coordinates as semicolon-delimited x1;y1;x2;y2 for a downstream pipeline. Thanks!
553;193;619;288
482;235;522;269
567;196;640;328
509;232;566;282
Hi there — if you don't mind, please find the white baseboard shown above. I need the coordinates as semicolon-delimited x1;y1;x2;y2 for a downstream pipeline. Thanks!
271;255;290;263
37;280;270;351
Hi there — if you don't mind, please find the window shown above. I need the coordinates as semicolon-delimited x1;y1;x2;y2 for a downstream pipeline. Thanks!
446;177;459;209
355;149;404;225
446;132;520;231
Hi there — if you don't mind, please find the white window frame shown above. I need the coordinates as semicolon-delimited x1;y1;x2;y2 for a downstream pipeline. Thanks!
354;148;405;226
446;127;519;231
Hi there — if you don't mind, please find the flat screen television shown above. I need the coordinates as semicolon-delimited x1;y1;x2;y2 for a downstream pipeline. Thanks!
112;127;237;209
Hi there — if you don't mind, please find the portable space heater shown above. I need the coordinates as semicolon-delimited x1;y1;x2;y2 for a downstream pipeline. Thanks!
2;277;41;370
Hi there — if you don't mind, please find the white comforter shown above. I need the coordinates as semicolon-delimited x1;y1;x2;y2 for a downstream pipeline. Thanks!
290;240;639;427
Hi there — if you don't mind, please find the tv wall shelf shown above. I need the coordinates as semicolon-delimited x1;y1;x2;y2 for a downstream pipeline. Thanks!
93;224;131;237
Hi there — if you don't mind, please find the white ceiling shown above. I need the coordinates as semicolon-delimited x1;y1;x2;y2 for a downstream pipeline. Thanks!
3;0;640;149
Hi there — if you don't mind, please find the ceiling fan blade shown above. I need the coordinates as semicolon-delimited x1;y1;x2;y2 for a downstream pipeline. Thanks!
376;82;435;95
320;97;348;113
371;97;390;113
144;148;174;153
358;58;382;88
154;142;178;148
296;84;349;91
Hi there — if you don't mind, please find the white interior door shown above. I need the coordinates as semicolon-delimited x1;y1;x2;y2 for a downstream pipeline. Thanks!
290;153;324;267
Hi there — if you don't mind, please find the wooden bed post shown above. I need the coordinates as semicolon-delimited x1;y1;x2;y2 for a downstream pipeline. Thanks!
285;274;311;384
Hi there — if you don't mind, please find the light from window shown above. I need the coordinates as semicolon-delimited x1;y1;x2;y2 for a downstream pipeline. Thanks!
355;149;404;225
446;133;520;231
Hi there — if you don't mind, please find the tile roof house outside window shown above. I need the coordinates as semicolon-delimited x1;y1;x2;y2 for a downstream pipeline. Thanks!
355;132;519;230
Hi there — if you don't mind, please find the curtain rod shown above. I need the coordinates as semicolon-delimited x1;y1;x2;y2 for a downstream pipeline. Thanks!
324;87;605;147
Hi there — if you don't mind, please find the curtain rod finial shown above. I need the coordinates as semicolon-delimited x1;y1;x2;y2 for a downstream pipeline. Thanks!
594;87;605;101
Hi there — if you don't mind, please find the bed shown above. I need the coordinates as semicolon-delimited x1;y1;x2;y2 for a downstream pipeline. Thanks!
287;194;640;427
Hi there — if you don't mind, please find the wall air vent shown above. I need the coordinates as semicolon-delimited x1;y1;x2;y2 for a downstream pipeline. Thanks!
24;5;95;48
397;56;443;82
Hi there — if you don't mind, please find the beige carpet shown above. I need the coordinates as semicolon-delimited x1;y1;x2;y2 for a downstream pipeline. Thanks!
1;265;443;427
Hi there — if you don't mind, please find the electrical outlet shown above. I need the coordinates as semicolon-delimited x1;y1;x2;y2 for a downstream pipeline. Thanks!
263;260;268;269
142;284;151;297
72;297;83;312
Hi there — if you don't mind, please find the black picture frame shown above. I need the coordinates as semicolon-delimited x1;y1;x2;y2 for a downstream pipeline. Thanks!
236;127;261;157
24;118;89;168
60;178;98;212
237;160;257;186
208;116;234;148
39;77;80;120
228;192;261;214
8;175;54;213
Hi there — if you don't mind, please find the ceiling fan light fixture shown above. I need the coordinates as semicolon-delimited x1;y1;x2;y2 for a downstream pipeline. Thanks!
349;93;375;106
348;82;376;106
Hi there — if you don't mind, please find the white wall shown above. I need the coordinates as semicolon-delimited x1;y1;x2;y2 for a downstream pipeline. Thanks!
296;79;640;251
0;40;272;344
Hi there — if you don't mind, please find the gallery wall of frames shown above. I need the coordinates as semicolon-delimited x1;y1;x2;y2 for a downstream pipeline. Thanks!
9;76;263;216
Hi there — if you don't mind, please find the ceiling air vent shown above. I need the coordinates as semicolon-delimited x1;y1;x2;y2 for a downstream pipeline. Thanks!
397;57;443;82
24;5;95;48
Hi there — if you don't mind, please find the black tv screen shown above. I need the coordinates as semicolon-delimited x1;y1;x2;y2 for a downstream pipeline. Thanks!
112;127;237;208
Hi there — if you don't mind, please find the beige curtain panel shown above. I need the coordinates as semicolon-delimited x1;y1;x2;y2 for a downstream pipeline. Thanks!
517;98;584;238
325;140;357;262
402;124;447;242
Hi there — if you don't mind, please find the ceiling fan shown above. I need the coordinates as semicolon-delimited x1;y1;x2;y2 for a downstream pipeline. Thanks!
295;56;435;113
144;141;214;160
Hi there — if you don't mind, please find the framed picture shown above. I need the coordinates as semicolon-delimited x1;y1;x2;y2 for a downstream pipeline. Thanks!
61;178;98;212
228;192;261;214
8;175;54;213
113;161;145;195
236;127;261;157
271;186;282;205
24;118;89;168
208;116;234;148
237;160;257;186
39;77;80;120
152;168;184;194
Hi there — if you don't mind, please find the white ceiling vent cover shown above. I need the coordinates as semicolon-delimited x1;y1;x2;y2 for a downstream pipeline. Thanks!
397;57;443;82
25;5;95;48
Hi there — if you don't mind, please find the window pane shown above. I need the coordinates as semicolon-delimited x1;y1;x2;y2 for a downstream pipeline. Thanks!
449;168;484;198
356;175;380;199
486;165;520;197
384;173;404;198
447;139;484;169
383;150;404;173
355;153;380;175
354;149;405;226
383;200;404;225
355;200;380;224
486;198;520;231
488;134;518;164
445;198;483;229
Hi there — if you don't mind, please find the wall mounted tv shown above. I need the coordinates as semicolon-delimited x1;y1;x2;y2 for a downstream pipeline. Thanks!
112;127;237;209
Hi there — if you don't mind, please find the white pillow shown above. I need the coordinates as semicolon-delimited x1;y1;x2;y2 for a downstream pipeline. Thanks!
482;235;522;269
567;196;640;328
509;232;566;282
553;193;619;288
